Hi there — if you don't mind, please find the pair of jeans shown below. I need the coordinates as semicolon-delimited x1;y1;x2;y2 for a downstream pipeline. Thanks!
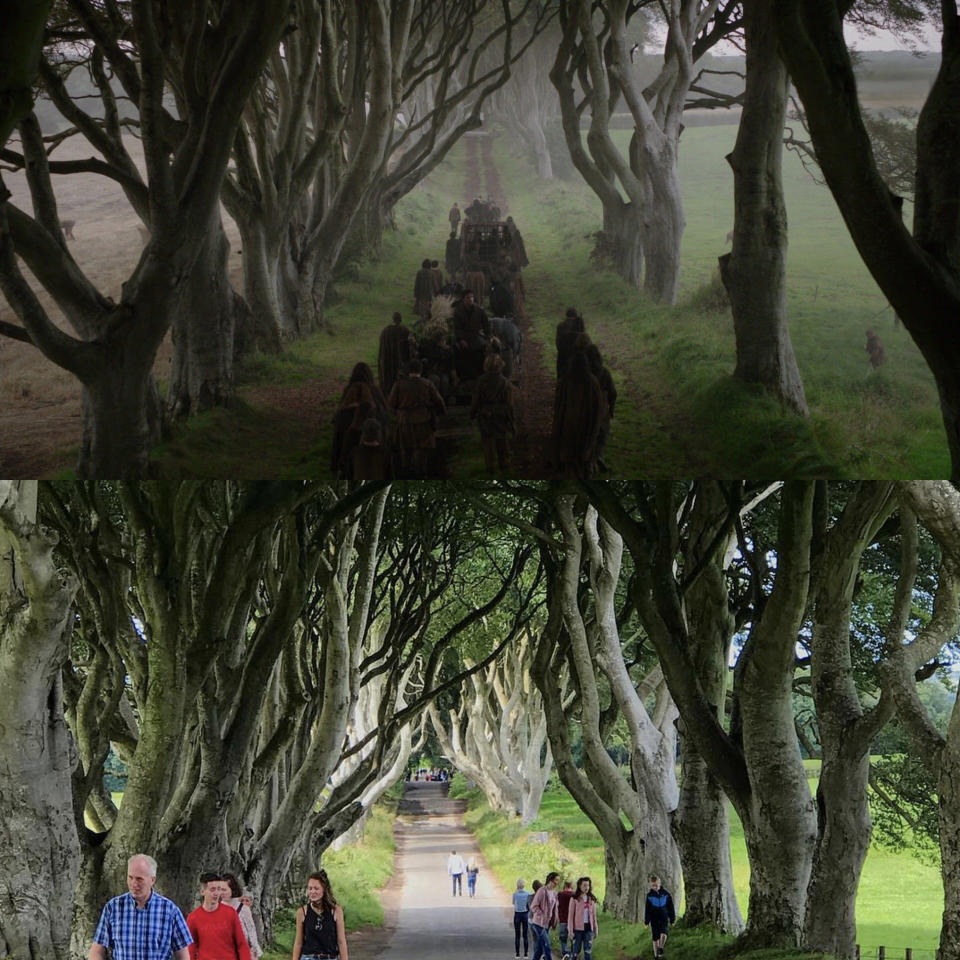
451;873;463;895
558;922;568;956
468;874;477;897
530;922;553;960
571;929;593;960
514;911;529;955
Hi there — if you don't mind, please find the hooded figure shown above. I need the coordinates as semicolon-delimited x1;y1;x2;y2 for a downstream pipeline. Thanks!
556;308;586;378
332;362;389;478
378;311;413;397
414;258;437;316
551;351;604;478
506;216;529;268
446;230;462;275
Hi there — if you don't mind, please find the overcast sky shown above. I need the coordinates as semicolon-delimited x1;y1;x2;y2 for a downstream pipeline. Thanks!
676;19;943;56
845;20;941;51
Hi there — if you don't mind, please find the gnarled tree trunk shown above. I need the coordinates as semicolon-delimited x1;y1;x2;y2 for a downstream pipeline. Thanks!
639;141;684;305
78;344;164;478
803;482;895;959
721;0;807;415
167;213;237;417
675;482;744;934
0;482;78;960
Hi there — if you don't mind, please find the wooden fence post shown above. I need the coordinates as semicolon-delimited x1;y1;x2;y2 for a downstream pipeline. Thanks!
879;947;886;960
905;949;912;960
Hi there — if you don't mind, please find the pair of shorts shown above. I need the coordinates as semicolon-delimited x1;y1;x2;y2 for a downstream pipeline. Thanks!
650;921;669;940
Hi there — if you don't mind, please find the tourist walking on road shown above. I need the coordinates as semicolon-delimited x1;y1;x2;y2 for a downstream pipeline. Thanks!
223;874;262;959
512;879;532;958
556;881;573;959
187;872;251;960
466;856;480;897
292;870;349;960
448;849;466;896
90;854;192;960
529;871;560;960
644;875;675;960
566;877;598;960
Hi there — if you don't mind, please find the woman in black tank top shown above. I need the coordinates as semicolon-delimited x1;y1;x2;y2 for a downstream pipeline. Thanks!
292;870;348;960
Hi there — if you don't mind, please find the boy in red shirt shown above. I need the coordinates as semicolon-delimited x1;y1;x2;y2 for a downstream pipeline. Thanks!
187;873;251;960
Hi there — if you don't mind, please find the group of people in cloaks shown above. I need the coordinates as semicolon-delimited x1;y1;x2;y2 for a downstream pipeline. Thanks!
330;289;518;479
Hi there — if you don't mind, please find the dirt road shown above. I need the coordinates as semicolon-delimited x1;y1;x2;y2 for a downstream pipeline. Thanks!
368;781;516;960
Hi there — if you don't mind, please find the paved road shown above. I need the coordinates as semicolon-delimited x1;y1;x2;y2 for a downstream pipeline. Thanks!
374;781;518;960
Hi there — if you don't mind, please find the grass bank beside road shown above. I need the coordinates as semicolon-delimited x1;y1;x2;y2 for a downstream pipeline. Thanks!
262;799;399;960
451;774;941;960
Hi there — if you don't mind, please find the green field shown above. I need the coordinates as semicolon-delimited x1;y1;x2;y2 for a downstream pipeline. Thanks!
453;775;942;960
154;120;948;477
494;125;945;477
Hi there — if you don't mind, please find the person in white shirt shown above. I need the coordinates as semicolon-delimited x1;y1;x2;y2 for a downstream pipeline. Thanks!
447;850;465;897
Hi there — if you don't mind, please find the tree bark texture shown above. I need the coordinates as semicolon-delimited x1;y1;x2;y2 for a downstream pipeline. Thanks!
675;483;744;935
803;482;895;959
166;213;237;417
886;482;960;960
721;0;808;415
0;482;78;960
734;482;818;946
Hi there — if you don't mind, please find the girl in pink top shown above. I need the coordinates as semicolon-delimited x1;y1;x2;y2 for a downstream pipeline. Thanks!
567;877;598;960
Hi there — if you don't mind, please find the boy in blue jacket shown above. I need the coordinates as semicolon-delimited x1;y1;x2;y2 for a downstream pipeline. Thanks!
643;875;675;960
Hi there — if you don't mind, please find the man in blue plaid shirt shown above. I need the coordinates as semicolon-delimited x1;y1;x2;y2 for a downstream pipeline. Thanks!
89;854;192;960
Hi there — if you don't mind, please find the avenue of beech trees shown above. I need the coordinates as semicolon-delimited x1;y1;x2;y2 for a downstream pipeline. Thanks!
2;479;960;960
3;2;960;478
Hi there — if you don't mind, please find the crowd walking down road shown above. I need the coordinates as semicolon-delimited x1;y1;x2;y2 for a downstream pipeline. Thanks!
85;784;663;960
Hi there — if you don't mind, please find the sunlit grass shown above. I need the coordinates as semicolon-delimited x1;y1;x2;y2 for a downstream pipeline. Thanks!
454;774;943;959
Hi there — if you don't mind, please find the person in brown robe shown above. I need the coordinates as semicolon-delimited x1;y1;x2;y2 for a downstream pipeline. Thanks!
378;311;413;397
556;308;586;377
331;362;389;478
551;351;604;479
414;258;436;317
352;418;393;481
449;203;461;234
387;359;447;477
431;259;444;293
471;354;515;473
585;343;616;470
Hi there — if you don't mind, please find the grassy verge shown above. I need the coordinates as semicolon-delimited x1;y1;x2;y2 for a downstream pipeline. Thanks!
261;798;399;959
452;774;942;960
491;126;946;477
